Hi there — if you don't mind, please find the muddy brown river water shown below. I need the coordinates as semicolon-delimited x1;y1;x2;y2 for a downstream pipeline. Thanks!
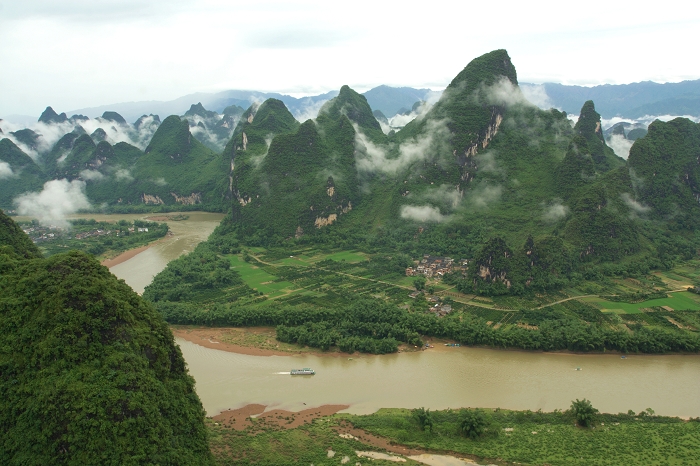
31;212;699;418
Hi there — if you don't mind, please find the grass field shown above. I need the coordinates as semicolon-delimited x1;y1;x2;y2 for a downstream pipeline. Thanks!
346;408;700;466
591;292;700;314
228;255;295;296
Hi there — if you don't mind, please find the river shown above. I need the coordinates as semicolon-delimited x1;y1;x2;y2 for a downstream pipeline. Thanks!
71;211;225;294
32;211;699;418
177;338;700;418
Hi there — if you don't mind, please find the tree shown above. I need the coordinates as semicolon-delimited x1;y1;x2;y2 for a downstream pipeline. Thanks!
412;407;433;432
413;276;426;291
570;398;598;427
460;409;488;439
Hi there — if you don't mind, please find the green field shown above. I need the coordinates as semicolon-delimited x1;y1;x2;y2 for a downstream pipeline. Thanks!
593;292;700;314
228;255;295;297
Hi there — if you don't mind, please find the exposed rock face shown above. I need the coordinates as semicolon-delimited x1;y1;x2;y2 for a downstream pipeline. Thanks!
314;214;338;228
170;192;202;205
141;194;164;204
458;110;503;182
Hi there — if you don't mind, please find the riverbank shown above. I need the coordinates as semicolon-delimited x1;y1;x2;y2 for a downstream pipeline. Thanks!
206;404;700;465
171;325;431;357
207;404;487;465
212;403;350;430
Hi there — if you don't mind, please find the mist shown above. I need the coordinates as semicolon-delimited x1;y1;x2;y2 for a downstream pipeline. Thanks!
354;119;450;175
0;162;15;179
520;84;555;109
14;179;91;228
400;205;449;223
542;201;569;222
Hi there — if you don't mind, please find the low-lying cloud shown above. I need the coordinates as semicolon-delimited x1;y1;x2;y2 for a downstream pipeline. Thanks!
520;84;555;110
543;202;569;222
0;162;15;179
79;169;104;181
400;204;449;223
621;193;651;216
355;120;450;175
476;77;534;109
14;179;91;228
608;134;634;159
423;184;462;209
469;184;503;208
115;168;134;181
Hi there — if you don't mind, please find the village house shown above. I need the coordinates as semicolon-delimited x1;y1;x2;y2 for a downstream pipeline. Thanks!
405;255;455;279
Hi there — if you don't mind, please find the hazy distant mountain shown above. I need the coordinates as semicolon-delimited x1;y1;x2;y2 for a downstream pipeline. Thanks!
64;86;441;124
527;80;700;118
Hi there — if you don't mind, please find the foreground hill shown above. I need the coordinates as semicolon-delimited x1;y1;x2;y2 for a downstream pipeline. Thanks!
0;210;213;464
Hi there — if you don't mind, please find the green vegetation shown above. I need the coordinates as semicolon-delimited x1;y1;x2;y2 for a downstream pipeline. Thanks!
145;233;700;354
206;404;700;466
0;211;213;464
345;407;700;466
0;138;47;209
571;399;598;427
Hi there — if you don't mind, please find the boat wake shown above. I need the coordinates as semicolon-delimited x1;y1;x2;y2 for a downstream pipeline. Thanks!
276;371;291;375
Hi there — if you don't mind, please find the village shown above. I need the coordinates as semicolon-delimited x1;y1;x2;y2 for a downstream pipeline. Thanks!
405;254;468;279
21;223;150;243
405;255;470;317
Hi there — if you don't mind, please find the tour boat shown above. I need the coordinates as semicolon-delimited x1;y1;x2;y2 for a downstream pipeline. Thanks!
290;368;315;375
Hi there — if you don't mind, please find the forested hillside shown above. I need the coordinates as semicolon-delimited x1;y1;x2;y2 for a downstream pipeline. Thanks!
0;210;213;464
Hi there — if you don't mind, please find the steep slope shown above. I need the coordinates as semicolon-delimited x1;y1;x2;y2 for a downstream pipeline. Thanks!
0;139;48;208
123;115;229;208
0;209;42;258
627;117;700;225
229;89;382;239
0;215;213;464
573;101;625;172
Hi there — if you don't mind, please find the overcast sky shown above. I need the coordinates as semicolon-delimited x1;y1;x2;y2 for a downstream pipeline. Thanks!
2;0;699;117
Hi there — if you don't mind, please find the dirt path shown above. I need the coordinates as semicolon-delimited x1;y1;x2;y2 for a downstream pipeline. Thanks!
212;404;350;431
535;295;598;309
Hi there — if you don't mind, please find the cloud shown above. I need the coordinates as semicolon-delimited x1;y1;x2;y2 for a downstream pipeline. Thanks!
293;98;330;122
115;168;134;181
476;77;534;108
151;177;167;186
14;179;91;228
423;184;462;209
520;84;554;109
79;169;104;181
468;184;503;208
0;161;15;179
245;28;358;49
400;205;448;223
474;150;501;174
355;119;450;175
621;193;651;215
608;133;634;159
387;100;433;129
543;202;569;222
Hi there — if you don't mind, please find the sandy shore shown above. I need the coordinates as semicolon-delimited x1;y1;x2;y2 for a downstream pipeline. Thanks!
172;325;429;357
172;327;296;356
212;403;350;430
100;244;152;268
